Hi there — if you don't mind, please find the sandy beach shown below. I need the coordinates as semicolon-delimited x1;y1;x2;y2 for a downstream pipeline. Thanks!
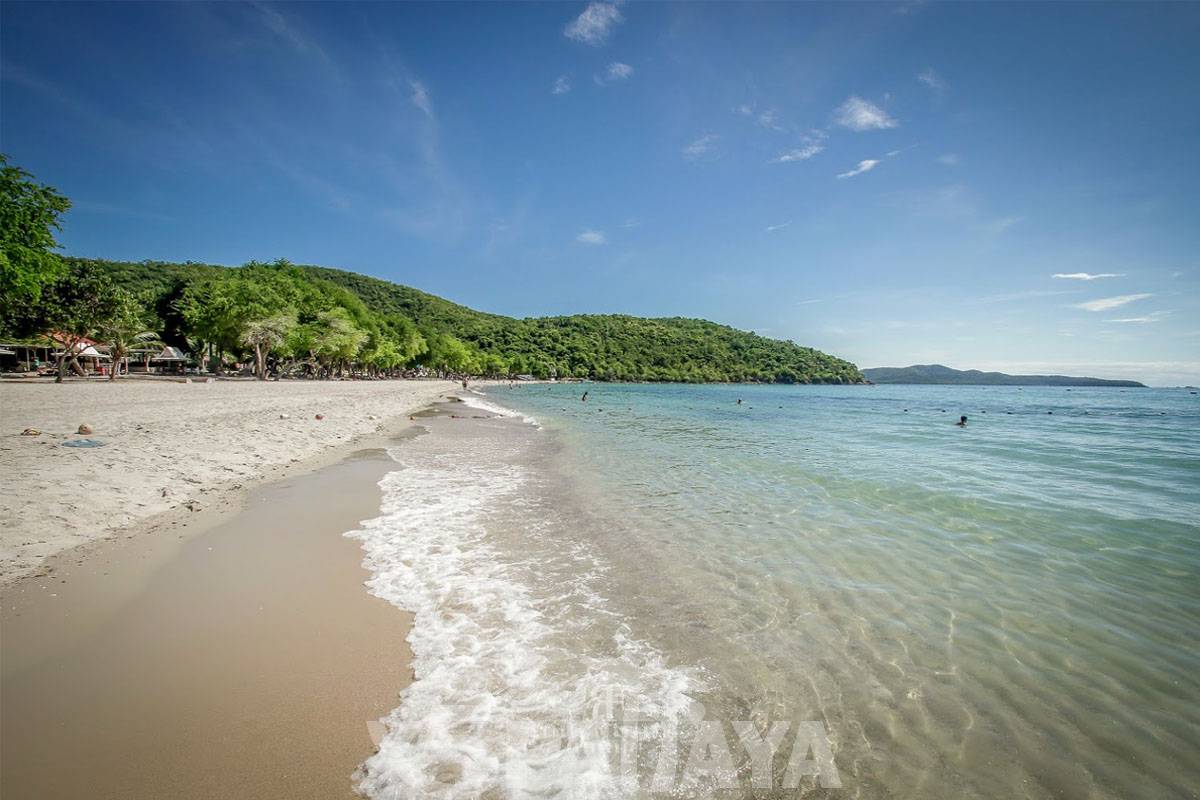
2;445;415;799
0;378;455;584
0;379;464;799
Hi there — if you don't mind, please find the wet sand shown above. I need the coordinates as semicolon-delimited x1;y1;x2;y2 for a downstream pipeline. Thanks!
1;445;412;800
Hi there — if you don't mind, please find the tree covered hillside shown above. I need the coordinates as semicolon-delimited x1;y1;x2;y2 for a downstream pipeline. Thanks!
85;258;862;383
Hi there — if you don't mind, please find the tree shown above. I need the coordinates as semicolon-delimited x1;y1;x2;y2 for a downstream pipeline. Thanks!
312;307;367;376
420;332;476;376
364;339;404;375
0;155;71;335
242;312;297;380
177;265;297;374
93;288;162;380
38;262;121;382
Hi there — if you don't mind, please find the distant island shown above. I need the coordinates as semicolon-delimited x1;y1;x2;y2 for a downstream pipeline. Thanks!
862;364;1146;387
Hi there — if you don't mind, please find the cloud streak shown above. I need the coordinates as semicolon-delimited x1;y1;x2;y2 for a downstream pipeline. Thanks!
409;80;433;118
577;229;607;245
1053;272;1123;280
833;96;898;131
552;75;571;95
564;2;624;46
251;2;329;62
917;68;945;91
837;159;880;179
682;134;718;161
1110;311;1170;324
595;62;634;85
1073;293;1153;312
773;143;824;163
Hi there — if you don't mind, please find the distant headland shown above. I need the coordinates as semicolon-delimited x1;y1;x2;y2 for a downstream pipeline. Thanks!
862;364;1146;387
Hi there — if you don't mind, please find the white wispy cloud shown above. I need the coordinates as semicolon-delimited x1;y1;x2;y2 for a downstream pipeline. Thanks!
564;2;624;46
410;80;433;118
833;96;898;131
757;108;784;131
773;143;824;163
252;2;329;62
938;153;960;166
682;134;719;161
1052;272;1124;280
837;159;880;179
577;229;607;245
552;75;571;95
765;222;791;232
1110;311;1171;324
917;68;945;91
597;62;634;83
987;216;1023;234
894;0;929;16
1073;293;1153;312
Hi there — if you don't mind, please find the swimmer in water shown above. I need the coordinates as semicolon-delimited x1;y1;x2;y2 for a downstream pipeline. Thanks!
956;415;968;427
581;391;589;402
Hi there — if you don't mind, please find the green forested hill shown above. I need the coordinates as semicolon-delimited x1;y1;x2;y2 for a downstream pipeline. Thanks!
78;257;863;383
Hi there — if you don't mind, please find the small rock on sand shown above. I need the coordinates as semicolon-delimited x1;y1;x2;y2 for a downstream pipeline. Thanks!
315;414;325;420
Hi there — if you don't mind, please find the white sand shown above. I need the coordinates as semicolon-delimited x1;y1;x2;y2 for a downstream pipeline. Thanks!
0;378;456;583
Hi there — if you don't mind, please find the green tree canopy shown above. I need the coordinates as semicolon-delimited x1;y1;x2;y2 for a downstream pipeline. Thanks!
0;155;72;334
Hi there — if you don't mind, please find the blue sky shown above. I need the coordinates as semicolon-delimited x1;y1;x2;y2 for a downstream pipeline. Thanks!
3;1;1198;384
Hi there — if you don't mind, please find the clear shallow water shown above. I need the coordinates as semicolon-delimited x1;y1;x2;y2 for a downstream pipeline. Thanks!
356;384;1199;799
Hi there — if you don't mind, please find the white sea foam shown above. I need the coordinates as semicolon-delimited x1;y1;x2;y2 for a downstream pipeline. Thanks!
460;391;541;427
348;424;698;798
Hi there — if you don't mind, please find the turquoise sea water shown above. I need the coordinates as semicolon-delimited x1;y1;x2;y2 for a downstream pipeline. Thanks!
355;383;1198;799
476;383;1199;798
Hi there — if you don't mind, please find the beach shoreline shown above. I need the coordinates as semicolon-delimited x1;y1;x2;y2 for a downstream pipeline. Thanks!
0;419;434;799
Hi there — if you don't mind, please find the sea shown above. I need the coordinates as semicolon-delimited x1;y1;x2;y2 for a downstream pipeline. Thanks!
348;383;1199;799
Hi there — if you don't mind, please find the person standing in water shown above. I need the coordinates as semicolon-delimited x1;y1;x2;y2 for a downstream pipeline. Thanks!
581;391;589;402
956;415;968;427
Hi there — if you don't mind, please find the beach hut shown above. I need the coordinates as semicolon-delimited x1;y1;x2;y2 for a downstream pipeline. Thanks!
0;340;60;374
71;344;112;375
150;345;190;375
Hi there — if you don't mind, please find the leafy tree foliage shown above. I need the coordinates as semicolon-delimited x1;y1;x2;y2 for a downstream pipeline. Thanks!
93;288;162;381
34;262;122;382
0;155;72;334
